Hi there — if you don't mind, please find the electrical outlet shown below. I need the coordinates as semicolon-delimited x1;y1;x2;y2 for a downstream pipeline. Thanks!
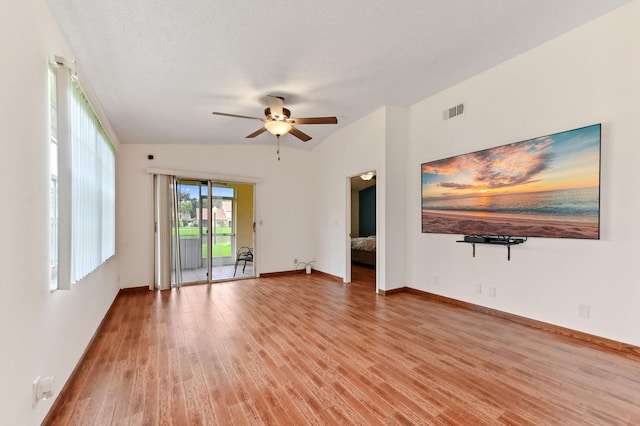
578;304;590;318
475;284;482;294
433;276;440;286
32;375;55;407
39;376;55;400
32;377;40;407
488;287;496;297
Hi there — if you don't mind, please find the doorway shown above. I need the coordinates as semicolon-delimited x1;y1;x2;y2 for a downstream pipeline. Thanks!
348;171;377;290
164;178;255;286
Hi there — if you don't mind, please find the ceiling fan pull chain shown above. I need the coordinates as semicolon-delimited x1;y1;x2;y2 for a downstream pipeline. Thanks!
276;135;280;161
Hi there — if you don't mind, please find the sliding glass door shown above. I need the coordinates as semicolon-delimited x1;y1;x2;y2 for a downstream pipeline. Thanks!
163;178;254;286
170;180;205;283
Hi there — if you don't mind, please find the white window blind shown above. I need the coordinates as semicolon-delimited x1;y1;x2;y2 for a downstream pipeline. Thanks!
56;65;115;288
64;73;115;284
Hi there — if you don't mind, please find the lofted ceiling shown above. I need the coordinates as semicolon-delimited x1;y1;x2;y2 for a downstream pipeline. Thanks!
47;0;630;150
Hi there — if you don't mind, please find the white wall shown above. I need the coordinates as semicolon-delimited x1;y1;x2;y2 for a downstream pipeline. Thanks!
383;107;409;290
405;1;640;345
312;109;387;286
311;106;411;291
117;143;315;287
0;1;120;424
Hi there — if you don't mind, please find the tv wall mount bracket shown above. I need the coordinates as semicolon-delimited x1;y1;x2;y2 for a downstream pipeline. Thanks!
456;235;527;261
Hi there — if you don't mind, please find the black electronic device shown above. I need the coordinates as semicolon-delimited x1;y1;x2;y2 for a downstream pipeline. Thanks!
463;235;487;243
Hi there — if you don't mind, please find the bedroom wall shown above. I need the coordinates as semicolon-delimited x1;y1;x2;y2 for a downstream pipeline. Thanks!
117;143;315;288
405;1;640;345
350;184;360;237
0;1;121;424
358;185;376;237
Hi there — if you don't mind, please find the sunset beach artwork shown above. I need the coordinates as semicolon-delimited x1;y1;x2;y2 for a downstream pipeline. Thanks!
421;124;601;239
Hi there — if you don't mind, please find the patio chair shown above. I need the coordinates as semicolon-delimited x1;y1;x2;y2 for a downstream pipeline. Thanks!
234;247;253;277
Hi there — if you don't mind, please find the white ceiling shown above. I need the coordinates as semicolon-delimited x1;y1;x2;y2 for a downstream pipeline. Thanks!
48;0;630;150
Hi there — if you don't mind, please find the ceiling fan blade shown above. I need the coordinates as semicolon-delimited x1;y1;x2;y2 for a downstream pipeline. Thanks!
246;127;267;138
289;127;312;142
267;96;284;118
290;116;338;125
212;112;263;121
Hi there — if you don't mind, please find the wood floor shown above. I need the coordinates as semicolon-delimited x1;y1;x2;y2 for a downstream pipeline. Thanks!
46;267;640;425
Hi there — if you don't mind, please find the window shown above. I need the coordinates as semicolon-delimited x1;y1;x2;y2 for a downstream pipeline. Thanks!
49;66;58;290
51;63;115;289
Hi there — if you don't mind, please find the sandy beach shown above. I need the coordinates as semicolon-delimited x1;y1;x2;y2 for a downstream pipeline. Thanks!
422;209;599;239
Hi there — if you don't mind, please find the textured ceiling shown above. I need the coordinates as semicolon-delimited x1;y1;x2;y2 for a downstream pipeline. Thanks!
47;0;630;150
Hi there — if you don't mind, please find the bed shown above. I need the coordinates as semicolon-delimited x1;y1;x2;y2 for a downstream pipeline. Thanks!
351;236;376;267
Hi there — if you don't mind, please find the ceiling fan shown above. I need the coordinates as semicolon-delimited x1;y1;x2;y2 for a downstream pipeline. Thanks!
212;95;338;143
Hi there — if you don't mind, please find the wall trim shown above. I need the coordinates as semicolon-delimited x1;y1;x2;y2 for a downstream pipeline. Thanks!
387;287;640;360
260;269;342;282
259;269;300;278
119;285;149;293
378;287;405;296
312;269;343;282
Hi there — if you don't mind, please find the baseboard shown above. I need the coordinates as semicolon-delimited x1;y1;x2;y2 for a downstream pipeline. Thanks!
119;285;149;292
387;287;640;360
259;269;301;278
311;269;343;282
260;269;342;282
378;287;405;296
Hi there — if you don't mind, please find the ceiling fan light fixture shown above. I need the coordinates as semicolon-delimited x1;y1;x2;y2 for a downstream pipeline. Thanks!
264;120;292;136
213;96;336;142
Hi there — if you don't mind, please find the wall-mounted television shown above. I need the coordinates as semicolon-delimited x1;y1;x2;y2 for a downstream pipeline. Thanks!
421;124;601;239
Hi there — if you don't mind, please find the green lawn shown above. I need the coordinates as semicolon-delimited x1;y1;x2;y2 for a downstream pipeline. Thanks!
174;227;233;257
178;226;231;237
203;243;232;257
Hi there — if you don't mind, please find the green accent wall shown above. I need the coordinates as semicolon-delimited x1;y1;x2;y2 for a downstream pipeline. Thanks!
359;185;376;237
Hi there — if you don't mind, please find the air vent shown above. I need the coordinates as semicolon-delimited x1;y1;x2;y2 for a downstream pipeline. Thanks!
443;103;464;120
